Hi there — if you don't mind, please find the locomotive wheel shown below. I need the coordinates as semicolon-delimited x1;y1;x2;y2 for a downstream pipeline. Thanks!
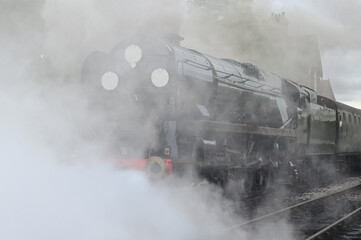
242;171;254;196
255;168;271;192
244;167;272;194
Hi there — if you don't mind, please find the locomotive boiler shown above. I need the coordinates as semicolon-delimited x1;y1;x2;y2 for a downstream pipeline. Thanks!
81;35;361;193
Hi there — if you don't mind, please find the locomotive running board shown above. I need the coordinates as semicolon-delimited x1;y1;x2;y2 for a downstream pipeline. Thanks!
199;120;297;138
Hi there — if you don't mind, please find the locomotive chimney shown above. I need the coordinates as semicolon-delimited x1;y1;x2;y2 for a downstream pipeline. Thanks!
163;34;184;46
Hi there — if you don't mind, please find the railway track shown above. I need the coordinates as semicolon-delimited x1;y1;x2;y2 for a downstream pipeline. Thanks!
307;206;361;239
228;183;361;239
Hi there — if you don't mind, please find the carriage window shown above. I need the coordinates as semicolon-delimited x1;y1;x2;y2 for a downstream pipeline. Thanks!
354;115;357;124
343;112;346;122
349;114;352;123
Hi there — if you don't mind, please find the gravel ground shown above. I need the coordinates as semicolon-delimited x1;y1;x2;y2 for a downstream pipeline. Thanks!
286;176;361;204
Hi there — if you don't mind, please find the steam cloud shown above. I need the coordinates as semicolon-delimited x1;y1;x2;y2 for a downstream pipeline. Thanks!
1;1;247;239
182;0;361;108
1;0;359;239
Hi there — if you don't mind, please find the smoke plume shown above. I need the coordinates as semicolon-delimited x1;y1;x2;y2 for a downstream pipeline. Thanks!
1;0;359;239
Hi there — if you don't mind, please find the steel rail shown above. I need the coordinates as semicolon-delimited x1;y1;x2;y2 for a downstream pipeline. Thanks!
306;206;361;240
228;183;361;231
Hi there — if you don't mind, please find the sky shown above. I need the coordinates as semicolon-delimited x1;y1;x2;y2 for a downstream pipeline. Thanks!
253;0;361;108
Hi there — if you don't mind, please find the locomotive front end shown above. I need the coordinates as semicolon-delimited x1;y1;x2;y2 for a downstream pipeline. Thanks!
81;36;178;179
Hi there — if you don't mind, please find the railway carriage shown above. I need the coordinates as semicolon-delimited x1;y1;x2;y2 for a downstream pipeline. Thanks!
336;102;361;169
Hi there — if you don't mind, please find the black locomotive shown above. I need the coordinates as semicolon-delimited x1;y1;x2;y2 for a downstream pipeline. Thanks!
82;35;361;193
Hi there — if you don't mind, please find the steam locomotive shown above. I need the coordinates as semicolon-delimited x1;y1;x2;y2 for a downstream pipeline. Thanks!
82;35;361;193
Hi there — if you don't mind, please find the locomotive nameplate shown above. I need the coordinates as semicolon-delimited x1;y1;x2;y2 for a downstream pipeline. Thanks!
200;120;297;138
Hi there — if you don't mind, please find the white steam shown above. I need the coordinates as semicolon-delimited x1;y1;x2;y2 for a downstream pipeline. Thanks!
41;0;186;80
0;79;251;239
0;142;234;239
0;1;247;239
182;0;361;107
4;0;358;239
